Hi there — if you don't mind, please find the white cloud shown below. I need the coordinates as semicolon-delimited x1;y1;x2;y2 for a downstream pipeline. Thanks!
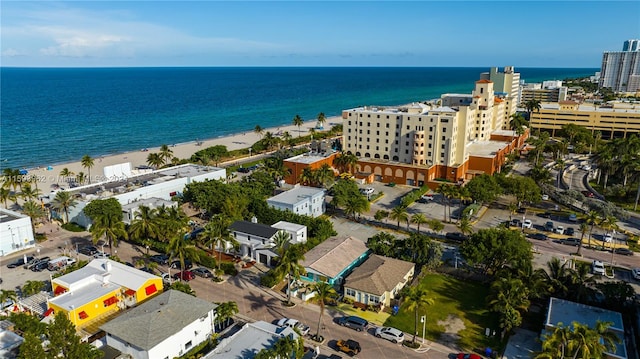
2;48;25;57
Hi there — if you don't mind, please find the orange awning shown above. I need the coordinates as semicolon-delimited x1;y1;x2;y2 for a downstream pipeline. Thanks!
144;284;157;296
103;296;119;306
44;308;54;317
124;289;136;296
54;286;67;295
78;311;88;319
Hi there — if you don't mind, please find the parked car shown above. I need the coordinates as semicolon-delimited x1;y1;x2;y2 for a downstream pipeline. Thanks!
336;339;361;356
516;207;527;214
7;256;35;269
445;232;467;242
31;258;51;272
93;251;110;259
565;227;575;236
338;316;368;332
561;238;580;246
172;270;195;281
457;354;482;359
26;256;50;270
568;214;578;222
592;260;605;275
529;233;548;241
359;187;374;195
160;272;171;284
632;268;640;280
421;194;434;201
522;219;533;229
581;190;594;198
149;254;169;265
613;248;634;256
277;318;310;336
374;327;405;343
544;221;554;232
541;194;549;201
48;256;76;271
603;233;613;243
555;226;565;235
538;212;552;219
192;267;213;278
78;246;99;256
170;259;193;270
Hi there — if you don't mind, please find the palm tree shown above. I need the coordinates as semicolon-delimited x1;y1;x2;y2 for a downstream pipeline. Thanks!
51;191;77;224
90;211;128;254
128;205;160;249
299;167;316;186
403;286;434;344
524;99;541;123
457;217;474;235
274;245;306;305
389;205;409;229
583;211;600;250
2;168;22;192
0;187;9;208
292;114;304;137
435;184;453;222
21;280;45;296
75;172;87;185
199;215;237;273
216;301;239;329
427;219;444;234
146;152;164;169
335;152;359;174
488;276;530;338
577;222;589;256
316;112;326;129
0;289;18;311
272;230;291;258
159;144;173;165
411;213;428;233
315;164;335;188
22;200;45;234
343;195;369;220
59;168;75;183
306;281;337;341
81;155;94;184
167;233;200;279
20;183;41;202
535;320;620;359
254;125;264;137
281;131;293;148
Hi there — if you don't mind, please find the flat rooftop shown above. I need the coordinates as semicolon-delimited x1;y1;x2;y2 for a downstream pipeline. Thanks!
0;208;27;223
46;164;222;201
492;129;518;137
285;153;334;165
121;197;174;211
467;140;509;158
49;281;118;311
271;221;306;232
541;103;640;114
203;321;297;359
268;186;325;205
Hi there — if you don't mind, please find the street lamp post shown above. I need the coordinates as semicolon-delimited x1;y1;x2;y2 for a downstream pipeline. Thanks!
249;148;252;157
421;315;426;344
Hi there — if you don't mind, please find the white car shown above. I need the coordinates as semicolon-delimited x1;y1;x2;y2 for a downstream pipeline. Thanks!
522;220;533;229
375;326;405;343
360;187;374;195
277;318;310;336
541;194;549;201
632;268;640;280
581;164;592;171
603;233;613;243
592;260;605;275
93;251;109;259
555;226;564;235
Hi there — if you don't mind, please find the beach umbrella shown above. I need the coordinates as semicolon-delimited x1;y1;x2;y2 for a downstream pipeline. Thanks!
19;169;28;175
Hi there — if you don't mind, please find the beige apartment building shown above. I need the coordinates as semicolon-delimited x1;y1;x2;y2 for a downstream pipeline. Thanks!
342;77;526;187
530;101;640;138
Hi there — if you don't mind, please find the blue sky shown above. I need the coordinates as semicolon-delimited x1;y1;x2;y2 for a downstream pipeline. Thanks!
1;1;638;67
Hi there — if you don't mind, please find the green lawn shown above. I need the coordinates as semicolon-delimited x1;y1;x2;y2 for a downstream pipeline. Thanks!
384;273;499;350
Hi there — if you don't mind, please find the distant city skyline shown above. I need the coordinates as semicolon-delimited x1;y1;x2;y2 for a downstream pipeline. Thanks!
1;1;638;68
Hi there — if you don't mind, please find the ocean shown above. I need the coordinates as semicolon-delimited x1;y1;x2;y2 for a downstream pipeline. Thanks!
0;67;597;170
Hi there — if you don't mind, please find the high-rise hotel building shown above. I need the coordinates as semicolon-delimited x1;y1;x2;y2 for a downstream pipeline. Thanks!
599;39;640;93
341;69;527;187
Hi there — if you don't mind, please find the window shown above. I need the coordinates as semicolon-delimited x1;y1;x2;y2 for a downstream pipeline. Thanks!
441;144;445;149
145;284;158;296
442;136;445;141
406;125;410;130
443;128;446;133
405;150;409;154
405;142;409;146
346;288;356;296
185;341;193;350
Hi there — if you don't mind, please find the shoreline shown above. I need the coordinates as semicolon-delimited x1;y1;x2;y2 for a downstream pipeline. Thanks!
14;116;343;192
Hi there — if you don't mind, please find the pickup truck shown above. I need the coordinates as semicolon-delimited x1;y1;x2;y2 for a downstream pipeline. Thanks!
336;339;361;356
48;256;76;271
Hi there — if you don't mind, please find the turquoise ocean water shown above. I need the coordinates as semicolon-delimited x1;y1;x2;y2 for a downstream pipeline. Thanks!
0;67;597;170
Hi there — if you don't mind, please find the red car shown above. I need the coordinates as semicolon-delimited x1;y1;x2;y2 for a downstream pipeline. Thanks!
172;270;195;281
457;354;482;359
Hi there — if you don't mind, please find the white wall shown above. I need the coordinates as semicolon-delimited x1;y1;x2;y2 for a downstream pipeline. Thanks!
106;309;215;359
0;210;35;257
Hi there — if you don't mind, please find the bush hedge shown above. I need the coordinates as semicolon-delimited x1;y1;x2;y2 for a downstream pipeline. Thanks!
260;270;282;288
399;186;430;207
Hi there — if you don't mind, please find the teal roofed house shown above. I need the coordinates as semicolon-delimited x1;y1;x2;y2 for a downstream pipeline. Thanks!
300;236;369;285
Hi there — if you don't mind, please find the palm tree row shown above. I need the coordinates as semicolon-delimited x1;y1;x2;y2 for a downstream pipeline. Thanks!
145;144;174;169
333;152;359;174
298;163;336;188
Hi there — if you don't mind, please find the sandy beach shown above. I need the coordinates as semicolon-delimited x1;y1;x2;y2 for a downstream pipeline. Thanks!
21;116;342;193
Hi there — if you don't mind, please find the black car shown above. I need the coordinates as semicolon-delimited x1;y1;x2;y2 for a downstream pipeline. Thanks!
537;212;552;219
565;228;575;236
7;256;35;268
192;267;213;278
528;233;548;241
170;259;193;270
149;254;169;265
516;207;527;214
26;256;50;270
445;232;468;242
78;246;99;256
31;259;51;272
613;248;634;256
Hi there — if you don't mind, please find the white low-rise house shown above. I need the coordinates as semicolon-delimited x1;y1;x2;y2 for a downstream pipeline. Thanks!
0;208;35;257
267;186;326;217
121;197;175;224
229;219;306;266
271;221;307;244
100;290;217;359
203;321;298;359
